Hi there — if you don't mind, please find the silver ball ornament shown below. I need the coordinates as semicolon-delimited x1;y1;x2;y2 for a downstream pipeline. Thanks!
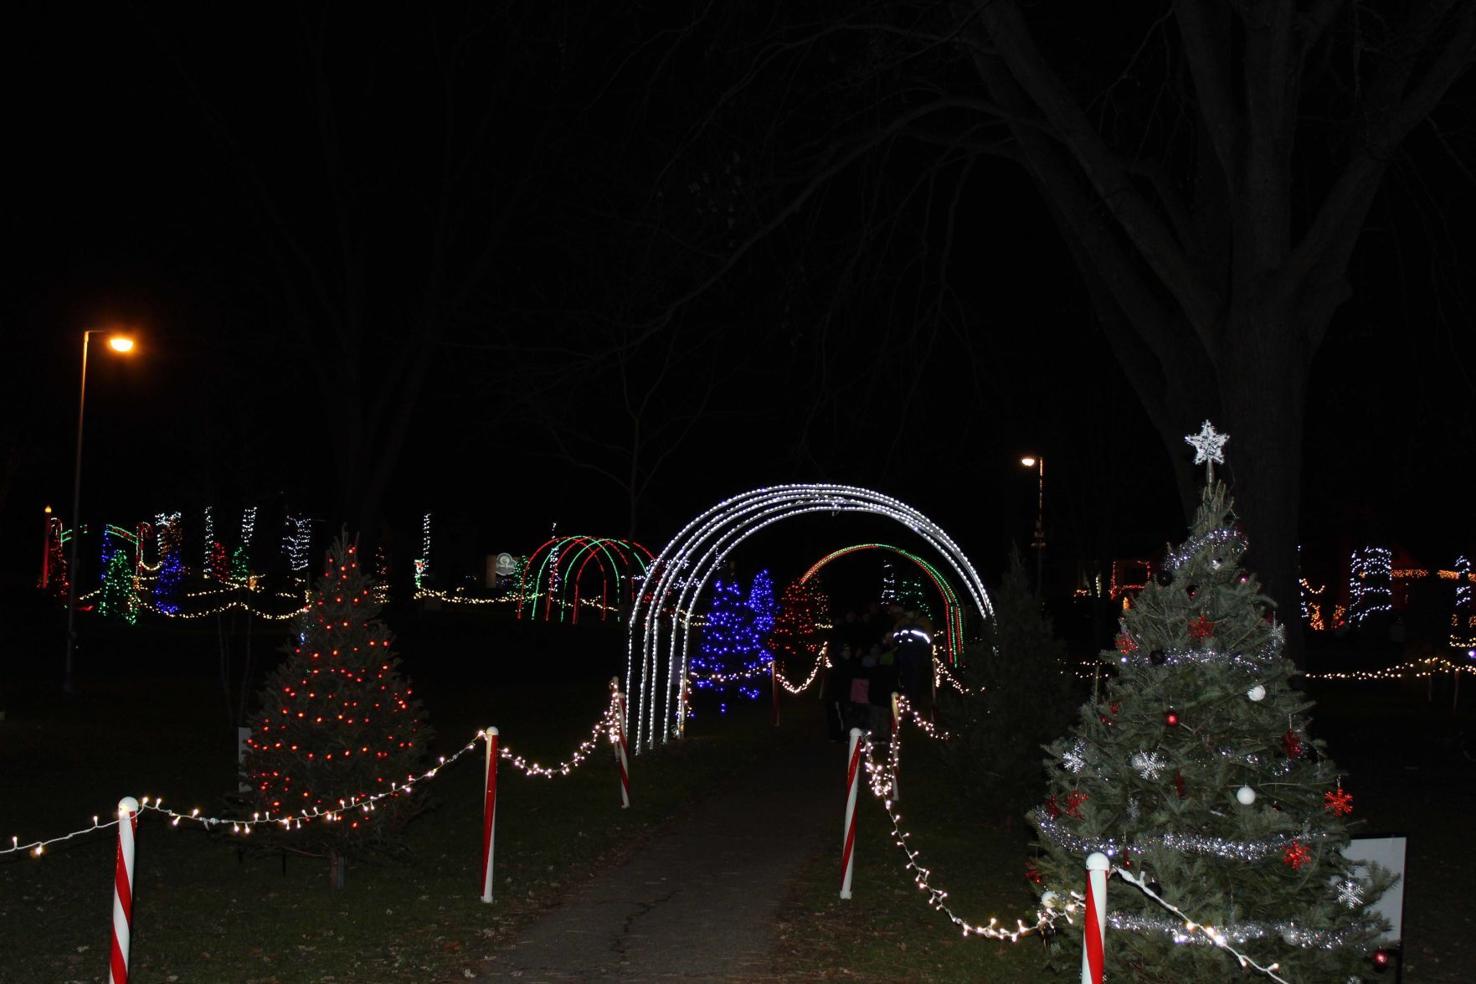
1247;684;1267;702
1236;785;1257;805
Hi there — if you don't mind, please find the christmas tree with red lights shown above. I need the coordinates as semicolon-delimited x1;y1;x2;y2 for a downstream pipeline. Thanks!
768;576;830;676
243;534;432;859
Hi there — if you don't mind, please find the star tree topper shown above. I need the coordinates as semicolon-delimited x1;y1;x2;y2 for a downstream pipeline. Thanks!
1185;420;1229;481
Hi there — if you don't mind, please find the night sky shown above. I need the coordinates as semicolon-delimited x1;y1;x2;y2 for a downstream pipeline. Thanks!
3;5;1474;598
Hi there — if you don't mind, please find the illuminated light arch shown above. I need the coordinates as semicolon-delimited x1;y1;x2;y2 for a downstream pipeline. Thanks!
797;543;966;664
518;535;654;623
627;484;993;753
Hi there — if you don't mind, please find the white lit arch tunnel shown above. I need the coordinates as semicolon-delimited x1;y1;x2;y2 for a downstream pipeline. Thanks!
625;484;995;754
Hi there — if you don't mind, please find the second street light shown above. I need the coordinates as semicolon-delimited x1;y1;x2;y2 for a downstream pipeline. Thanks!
1021;455;1045;596
64;328;139;694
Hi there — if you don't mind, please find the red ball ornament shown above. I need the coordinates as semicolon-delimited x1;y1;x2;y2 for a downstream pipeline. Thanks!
1164;709;1180;727
1024;862;1044;885
1372;948;1392;969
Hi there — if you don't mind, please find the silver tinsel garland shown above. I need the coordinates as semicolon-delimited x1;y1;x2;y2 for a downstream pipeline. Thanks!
1033;813;1332;862
1115;637;1281;672
1105;910;1366;950
1163;526;1247;572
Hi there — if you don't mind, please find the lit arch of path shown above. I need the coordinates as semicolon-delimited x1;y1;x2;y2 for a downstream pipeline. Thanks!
797;543;966;665
518;535;654;624
626;484;993;753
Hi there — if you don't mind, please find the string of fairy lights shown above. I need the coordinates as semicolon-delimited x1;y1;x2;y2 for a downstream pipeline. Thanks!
857;698;1292;980
4;690;623;857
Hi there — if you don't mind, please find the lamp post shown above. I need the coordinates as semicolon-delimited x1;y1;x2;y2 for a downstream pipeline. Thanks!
64;330;136;694
1020;455;1045;596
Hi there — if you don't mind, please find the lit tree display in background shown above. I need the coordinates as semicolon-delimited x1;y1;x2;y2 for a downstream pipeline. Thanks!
768;576;830;674
97;528;138;625
243;535;432;865
691;577;768;712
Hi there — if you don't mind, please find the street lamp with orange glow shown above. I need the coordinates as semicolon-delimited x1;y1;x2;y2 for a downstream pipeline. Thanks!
1020;455;1045;595
64;329;138;693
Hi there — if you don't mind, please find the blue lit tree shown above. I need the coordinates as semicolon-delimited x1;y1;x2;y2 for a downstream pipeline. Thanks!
691;577;767;712
747;569;777;638
154;519;183;614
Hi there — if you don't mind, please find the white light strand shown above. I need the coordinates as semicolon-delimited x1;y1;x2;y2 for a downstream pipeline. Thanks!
1114;866;1291;983
1302;653;1476;681
498;695;622;779
7;692;623;852
859;733;1074;941
628;484;996;754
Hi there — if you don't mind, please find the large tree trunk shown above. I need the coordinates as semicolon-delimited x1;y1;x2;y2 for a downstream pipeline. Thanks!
1217;302;1309;662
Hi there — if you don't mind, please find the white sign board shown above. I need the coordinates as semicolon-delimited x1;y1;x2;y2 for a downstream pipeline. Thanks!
1343;836;1406;944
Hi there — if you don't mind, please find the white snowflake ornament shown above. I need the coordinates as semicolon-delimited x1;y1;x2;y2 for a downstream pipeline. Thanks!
1061;740;1087;774
1336;879;1364;909
1130;751;1166;781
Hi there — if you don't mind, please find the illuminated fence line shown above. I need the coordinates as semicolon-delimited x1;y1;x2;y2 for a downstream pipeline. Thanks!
1303;654;1476;681
4;689;623;856
852;718;1296;980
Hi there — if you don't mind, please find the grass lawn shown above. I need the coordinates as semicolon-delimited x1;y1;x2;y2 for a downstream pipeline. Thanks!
0;608;780;983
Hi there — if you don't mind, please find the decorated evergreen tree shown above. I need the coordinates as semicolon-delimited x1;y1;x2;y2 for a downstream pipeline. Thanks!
153;519;184;614
242;535;432;863
896;573;934;623
747;568;777;638
97;529;138;625
690;577;766;711
1029;424;1390;982
209;540;230;581
940;549;1074;821
768;576;831;676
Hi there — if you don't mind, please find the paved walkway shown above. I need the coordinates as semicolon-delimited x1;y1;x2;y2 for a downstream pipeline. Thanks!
484;737;839;981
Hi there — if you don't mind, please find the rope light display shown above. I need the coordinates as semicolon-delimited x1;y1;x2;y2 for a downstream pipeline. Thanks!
627;484;993;754
797;542;966;664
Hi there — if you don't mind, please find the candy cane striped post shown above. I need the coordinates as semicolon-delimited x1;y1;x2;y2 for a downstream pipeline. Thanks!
770;657;781;727
610;678;630;808
1081;852;1110;984
840;728;862;900
480;728;499;903
107;796;139;984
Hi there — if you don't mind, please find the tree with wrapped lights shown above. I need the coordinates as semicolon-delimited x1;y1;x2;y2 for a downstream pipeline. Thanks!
1028;424;1391;982
768;577;830;676
97;530;138;625
691;576;767;711
243;535;432;869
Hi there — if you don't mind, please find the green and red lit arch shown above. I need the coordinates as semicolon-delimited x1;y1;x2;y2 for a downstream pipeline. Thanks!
518;535;655;623
797;543;965;664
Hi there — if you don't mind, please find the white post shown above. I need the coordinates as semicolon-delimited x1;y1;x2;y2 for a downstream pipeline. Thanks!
611;678;630;808
1081;852;1110;984
108;796;140;984
840;728;862;899
480;728;498;903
